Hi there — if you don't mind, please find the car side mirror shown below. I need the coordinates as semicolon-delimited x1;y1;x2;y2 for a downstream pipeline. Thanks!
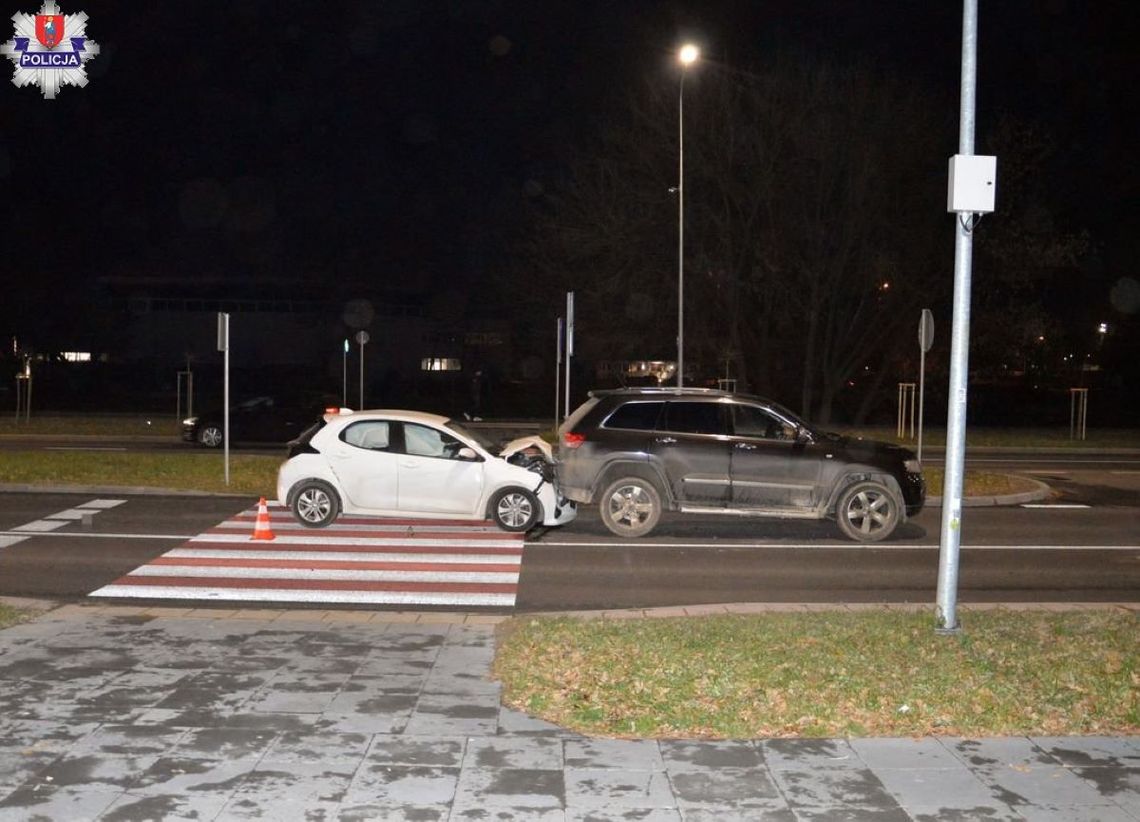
795;426;813;444
457;446;479;461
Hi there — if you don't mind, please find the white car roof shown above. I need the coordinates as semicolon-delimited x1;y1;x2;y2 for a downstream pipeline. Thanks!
323;409;453;427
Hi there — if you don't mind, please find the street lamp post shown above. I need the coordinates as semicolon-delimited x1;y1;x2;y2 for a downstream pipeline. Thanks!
677;43;699;388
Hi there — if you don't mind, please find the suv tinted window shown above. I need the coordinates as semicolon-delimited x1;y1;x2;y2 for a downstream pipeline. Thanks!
731;404;795;440
602;401;664;431
663;402;728;436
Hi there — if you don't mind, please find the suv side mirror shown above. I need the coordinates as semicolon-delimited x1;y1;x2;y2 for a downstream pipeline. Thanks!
795;426;813;444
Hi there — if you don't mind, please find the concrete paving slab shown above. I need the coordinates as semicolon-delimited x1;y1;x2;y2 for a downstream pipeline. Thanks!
1;605;1138;820
564;738;666;771
659;739;766;771
563;767;673;810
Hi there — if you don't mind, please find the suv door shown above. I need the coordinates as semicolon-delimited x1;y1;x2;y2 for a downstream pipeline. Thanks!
728;403;823;509
652;401;731;506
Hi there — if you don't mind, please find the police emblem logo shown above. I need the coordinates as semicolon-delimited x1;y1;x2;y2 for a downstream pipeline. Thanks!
1;1;100;98
35;14;64;49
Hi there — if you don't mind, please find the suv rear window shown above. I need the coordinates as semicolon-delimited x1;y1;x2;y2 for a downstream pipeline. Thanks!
602;401;664;431
663;401;728;435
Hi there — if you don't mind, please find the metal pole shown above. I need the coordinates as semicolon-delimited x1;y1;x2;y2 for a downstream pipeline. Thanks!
555;317;563;427
565;293;574;419
359;340;365;410
918;345;927;462
677;72;686;388
936;0;979;634
223;319;230;487
342;341;348;407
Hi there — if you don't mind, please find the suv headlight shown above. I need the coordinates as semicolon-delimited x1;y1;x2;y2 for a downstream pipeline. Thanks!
904;459;922;474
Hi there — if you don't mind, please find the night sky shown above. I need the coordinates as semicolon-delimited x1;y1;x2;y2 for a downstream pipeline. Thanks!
1;0;1136;343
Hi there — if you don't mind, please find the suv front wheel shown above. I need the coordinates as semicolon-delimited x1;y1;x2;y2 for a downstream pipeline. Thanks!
835;479;900;542
599;476;662;538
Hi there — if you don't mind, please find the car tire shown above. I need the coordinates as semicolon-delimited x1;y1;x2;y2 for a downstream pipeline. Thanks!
197;425;223;448
291;480;340;528
599;476;662;538
835;479;900;542
490;487;540;532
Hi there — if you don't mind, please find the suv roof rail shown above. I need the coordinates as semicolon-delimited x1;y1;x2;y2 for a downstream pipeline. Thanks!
587;387;734;398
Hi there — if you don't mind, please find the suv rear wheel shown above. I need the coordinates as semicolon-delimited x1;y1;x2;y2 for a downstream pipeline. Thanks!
599;476;662;538
835;479;900;542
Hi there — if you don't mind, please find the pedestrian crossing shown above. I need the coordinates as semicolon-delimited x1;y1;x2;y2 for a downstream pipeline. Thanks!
89;503;524;608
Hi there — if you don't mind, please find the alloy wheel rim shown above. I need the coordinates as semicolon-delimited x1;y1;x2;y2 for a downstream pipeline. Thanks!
846;490;891;534
298;490;330;522
609;485;651;527
497;493;532;528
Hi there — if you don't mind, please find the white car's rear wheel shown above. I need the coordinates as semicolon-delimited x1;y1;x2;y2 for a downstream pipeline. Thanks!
291;480;340;528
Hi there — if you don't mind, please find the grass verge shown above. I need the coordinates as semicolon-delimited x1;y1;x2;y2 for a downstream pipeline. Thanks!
0;602;34;630
0;450;1033;501
0;452;281;497
494;610;1139;739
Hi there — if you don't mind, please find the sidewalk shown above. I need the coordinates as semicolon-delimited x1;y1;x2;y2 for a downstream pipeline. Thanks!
0;602;1136;821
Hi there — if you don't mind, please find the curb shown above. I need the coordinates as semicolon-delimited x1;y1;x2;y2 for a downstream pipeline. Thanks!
0;483;248;497
926;476;1052;508
5;598;1135;625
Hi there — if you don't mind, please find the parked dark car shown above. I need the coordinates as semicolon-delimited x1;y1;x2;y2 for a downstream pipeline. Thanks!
182;396;315;448
556;388;924;542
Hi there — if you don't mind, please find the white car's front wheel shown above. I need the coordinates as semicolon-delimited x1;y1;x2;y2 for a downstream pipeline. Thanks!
490;488;540;532
291;480;340;528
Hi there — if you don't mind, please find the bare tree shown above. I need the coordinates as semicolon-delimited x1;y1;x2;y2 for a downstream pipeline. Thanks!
513;51;950;422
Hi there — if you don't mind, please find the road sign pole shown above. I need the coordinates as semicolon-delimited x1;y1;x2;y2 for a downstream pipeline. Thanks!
565;292;574;419
217;312;230;486
355;331;370;410
918;309;934;463
555;317;563;427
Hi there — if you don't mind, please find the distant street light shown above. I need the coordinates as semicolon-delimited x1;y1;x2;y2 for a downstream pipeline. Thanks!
676;42;700;387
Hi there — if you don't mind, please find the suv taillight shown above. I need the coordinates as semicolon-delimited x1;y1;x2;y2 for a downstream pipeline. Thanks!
562;432;586;449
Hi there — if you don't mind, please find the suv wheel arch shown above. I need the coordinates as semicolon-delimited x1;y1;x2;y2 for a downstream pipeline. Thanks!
592;461;674;508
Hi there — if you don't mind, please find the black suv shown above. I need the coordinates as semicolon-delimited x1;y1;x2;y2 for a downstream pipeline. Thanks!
556;388;924;542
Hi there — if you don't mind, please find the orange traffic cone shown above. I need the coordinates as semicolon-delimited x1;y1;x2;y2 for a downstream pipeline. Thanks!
251;497;276;541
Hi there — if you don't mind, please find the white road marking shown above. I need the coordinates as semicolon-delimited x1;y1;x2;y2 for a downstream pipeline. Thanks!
44;446;128;452
89;585;516;607
190;533;523;549
0;530;194;540
1020;504;1091;509
129;566;518;583
528;541;1140;551
46;508;99;520
166;548;520;565
0;498;127;550
11;520;68;532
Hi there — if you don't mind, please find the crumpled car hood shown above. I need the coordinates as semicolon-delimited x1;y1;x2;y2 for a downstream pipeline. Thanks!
499;435;554;462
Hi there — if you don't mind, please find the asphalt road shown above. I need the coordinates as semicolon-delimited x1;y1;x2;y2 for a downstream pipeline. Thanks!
0;454;1136;607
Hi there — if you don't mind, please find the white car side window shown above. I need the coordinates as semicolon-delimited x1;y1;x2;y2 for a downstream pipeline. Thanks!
343;421;390;451
404;423;460;459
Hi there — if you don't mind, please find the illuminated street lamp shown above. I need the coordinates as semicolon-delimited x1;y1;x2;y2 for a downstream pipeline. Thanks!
676;42;699;387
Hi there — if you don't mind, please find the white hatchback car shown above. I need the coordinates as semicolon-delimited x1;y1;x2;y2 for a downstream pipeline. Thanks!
276;409;577;532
